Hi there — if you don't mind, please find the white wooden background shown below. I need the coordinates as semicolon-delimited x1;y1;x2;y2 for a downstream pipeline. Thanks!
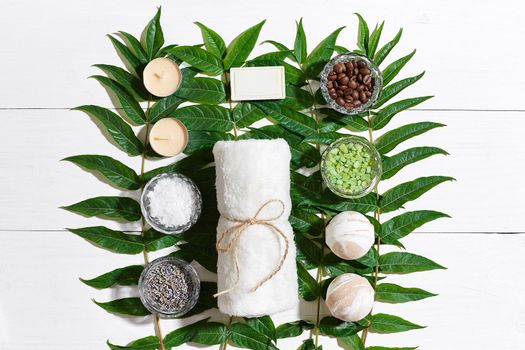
1;0;524;349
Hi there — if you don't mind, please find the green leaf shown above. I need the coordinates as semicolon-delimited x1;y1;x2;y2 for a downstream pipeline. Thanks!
340;334;364;350
297;261;321;301
95;297;150;316
191;322;230;345
185;131;234;154
91;75;146;125
118;31;149;64
371;96;433;130
334;45;350;54
223;20;266;69
319;108;369;132
167;46;223;75
107;35;143;74
380;252;445;274
374;28;402;66
248;51;293;64
370;313;424;333
303;27;345;77
381;210;450;244
143;149;213;182
233;102;266;128
303;132;345;145
281;85;314;111
73;105;143;156
319;316;366;337
355;247;378;267
299;339;318;350
382;147;448;179
243;125;320;168
316;191;378;216
93;64;149;101
382;50;416;86
143;228;181;251
171;105;233;132
163;319;209;349
355;13;369;53
253;102;317;137
63;155;142;190
144;7;164;59
379;176;454;212
294;18;307;63
367;21;384;58
195;22;226;58
324;253;373;277
176;76;227;104
148;95;184;123
296;233;322;267
261;40;290;53
376;283;436;303
367;347;417;350
291;171;323;207
246;316;276;341
375;121;446;154
229;323;278;350
290;209;324;236
275;320;314;339
62;196;141;222
107;336;159;350
68;226;143;254
374;72;425;109
80;265;143;289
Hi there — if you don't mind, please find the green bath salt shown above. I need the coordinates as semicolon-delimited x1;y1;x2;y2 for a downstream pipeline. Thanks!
321;136;381;198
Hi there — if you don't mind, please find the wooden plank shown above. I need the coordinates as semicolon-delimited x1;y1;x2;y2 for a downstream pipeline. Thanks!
0;109;522;233
0;0;524;109
0;231;522;349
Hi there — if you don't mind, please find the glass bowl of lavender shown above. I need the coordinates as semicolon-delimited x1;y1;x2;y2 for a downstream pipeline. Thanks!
139;256;200;318
141;172;202;234
320;52;383;115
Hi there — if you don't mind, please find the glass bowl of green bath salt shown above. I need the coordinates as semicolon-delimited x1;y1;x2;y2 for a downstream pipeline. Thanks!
321;136;382;198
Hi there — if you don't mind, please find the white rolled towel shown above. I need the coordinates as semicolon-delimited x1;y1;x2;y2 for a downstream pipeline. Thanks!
213;139;298;317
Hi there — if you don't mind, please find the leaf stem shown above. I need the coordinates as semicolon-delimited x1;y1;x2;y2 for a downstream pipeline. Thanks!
361;112;382;347
223;72;238;138
141;98;166;350
306;78;326;348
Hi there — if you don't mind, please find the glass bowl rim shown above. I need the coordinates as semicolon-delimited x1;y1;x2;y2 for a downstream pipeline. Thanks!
138;256;201;318
321;135;382;199
140;172;203;234
320;52;383;116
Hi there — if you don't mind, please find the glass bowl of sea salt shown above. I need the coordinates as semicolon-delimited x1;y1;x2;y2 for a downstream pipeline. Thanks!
141;172;202;234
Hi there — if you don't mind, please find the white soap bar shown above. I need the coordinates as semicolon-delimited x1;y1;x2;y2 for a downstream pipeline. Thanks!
230;66;286;101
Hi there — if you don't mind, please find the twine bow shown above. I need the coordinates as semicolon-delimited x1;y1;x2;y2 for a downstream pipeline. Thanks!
213;199;289;297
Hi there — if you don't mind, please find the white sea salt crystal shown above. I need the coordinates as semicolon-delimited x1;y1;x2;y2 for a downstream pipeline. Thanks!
146;176;198;228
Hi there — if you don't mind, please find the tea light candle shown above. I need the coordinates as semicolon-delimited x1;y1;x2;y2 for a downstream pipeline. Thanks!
143;57;182;97
149;118;188;157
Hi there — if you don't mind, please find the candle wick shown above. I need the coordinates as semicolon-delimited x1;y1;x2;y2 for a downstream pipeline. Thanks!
154;137;170;141
154;70;165;79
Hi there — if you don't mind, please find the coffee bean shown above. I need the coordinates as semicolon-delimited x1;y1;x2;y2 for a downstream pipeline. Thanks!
330;92;337;99
339;85;348;90
349;80;358;89
357;60;366;68
352;100;362;107
344;103;353;109
363;75;371;84
359;91;367;102
337;73;346;80
344;88;353;96
359;67;371;75
351;91;359;99
357;85;364;91
336;97;345;106
337;90;344;96
365;91;372;97
339;76;349;85
328;74;337;81
354;68;359;75
334;63;344;73
345;62;353;70
326;81;333;89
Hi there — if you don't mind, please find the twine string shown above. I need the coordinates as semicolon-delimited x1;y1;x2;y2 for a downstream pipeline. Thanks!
214;199;289;297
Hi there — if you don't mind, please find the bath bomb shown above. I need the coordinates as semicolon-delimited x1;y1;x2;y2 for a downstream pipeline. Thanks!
325;211;374;260
325;273;374;322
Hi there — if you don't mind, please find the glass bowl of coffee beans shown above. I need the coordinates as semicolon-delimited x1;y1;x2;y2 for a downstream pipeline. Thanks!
139;256;200;318
321;136;382;198
320;53;382;115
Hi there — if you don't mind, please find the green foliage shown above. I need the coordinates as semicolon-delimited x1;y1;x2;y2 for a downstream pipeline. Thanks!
66;9;449;350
